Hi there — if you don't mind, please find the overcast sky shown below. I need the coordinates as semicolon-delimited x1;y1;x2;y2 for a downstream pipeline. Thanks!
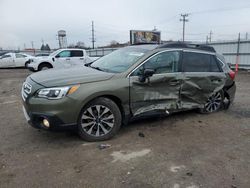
1;0;250;49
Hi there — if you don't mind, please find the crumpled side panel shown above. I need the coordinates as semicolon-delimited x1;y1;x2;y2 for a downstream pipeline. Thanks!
181;73;226;109
130;74;181;116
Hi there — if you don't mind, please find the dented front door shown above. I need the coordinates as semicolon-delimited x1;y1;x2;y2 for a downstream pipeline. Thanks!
129;50;182;116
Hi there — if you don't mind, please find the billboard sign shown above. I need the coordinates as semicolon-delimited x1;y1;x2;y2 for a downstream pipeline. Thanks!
130;30;161;44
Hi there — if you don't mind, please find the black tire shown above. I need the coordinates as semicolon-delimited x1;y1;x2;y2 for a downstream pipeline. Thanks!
78;97;122;141
199;91;224;114
25;61;29;68
38;63;52;71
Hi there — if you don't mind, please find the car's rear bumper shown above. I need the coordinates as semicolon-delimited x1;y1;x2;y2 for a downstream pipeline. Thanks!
224;81;236;102
223;81;236;109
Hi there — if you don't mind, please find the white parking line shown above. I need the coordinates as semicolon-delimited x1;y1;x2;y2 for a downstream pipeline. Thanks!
0;100;19;105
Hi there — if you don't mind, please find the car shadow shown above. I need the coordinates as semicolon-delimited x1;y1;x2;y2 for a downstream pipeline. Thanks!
26;109;206;146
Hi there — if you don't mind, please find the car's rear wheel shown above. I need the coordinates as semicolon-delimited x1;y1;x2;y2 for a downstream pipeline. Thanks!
78;97;122;141
200;91;224;113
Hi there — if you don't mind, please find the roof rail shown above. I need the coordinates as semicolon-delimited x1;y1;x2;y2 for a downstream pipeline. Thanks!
157;42;216;52
131;42;160;45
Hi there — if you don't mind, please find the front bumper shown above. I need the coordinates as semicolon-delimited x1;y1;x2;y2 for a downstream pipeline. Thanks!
27;63;38;72
22;105;77;131
22;77;84;131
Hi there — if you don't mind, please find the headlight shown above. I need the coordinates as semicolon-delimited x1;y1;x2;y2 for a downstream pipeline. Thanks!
37;85;79;99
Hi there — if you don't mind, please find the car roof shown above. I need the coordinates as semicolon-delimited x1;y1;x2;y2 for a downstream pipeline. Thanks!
130;42;216;54
58;48;85;51
157;42;216;52
125;44;159;51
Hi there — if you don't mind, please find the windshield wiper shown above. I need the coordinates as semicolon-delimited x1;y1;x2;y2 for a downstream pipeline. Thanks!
85;62;93;67
89;65;104;71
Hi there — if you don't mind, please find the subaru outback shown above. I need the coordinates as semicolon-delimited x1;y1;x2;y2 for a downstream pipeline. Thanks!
22;42;236;141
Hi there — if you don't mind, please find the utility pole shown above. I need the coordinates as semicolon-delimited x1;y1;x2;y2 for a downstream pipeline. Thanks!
31;41;35;55
91;21;96;49
31;41;34;49
180;14;189;42
235;33;241;72
206;36;209;44
209;30;213;42
246;32;248;40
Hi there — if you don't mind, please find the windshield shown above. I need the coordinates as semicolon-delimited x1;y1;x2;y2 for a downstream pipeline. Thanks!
90;47;150;73
49;50;60;57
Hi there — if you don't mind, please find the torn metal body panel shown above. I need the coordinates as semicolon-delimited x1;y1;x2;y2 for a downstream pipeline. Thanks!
130;73;182;116
129;71;227;116
223;81;236;109
181;72;226;109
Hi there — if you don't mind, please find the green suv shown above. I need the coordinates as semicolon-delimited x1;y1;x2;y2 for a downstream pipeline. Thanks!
22;42;236;141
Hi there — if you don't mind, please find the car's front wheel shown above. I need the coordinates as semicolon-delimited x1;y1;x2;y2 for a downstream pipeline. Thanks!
38;63;52;71
78;97;122;141
200;91;224;113
25;61;30;68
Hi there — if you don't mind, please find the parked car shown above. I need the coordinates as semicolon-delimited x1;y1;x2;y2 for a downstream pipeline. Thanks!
35;53;50;57
0;52;33;68
27;48;99;71
22;42;236;141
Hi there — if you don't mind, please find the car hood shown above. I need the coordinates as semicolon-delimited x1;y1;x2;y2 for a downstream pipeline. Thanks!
30;66;114;87
32;56;52;62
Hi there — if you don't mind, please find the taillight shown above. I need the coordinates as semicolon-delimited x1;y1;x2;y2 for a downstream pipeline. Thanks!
229;70;235;80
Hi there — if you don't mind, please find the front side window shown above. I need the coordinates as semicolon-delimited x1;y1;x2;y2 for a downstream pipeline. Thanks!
132;51;180;76
71;50;83;57
57;50;71;58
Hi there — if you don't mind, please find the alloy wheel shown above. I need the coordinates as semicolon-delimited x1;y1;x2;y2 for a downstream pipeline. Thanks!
81;105;115;137
204;92;222;112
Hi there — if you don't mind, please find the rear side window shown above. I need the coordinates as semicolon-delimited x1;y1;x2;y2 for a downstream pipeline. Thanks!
210;56;220;72
16;54;26;58
183;52;221;72
71;50;83;57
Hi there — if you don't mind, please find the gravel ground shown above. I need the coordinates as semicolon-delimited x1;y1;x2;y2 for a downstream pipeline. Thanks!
0;68;249;188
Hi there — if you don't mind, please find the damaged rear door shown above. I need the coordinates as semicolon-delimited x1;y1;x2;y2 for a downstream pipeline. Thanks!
181;51;226;109
129;50;182;116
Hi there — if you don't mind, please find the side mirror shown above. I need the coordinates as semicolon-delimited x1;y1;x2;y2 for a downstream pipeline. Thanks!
139;68;155;82
52;57;55;62
55;55;59;58
144;68;155;77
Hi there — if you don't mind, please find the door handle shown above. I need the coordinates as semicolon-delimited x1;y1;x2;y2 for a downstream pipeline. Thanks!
169;80;180;86
79;58;84;60
66;58;70;60
211;79;222;83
